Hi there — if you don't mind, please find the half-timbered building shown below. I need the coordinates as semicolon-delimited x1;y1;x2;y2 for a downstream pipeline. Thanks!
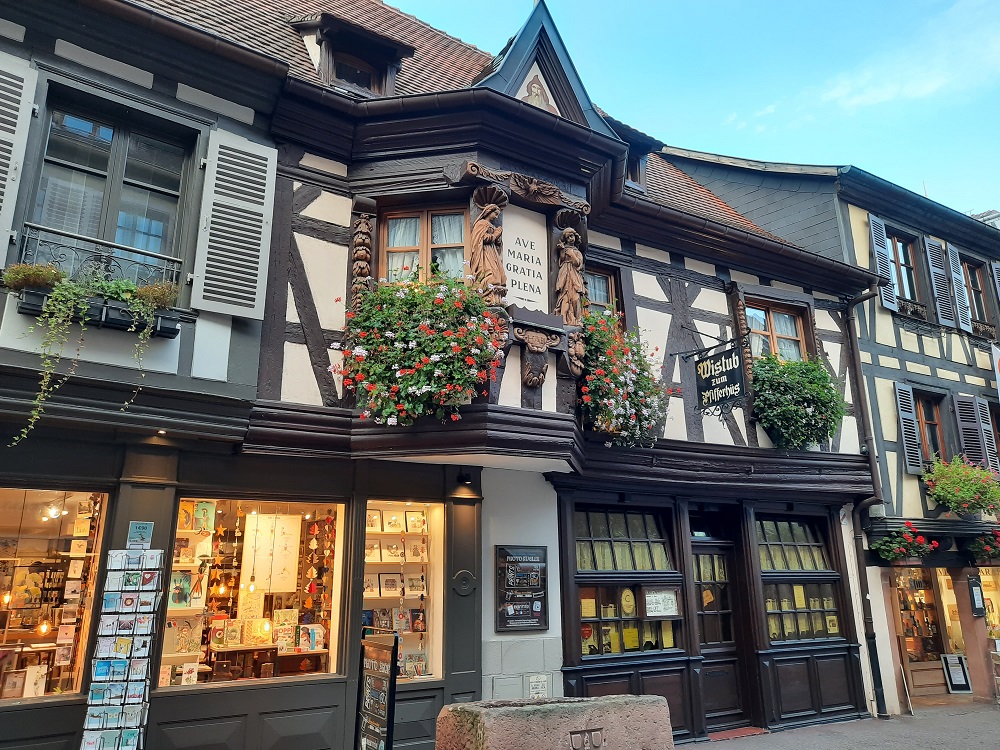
0;1;889;748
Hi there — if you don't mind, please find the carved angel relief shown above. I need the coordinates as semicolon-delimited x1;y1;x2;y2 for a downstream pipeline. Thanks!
470;186;509;307
350;213;374;308
513;326;561;388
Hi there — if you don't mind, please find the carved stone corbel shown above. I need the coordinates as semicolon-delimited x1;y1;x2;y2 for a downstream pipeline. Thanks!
512;326;562;388
461;162;591;215
350;212;374;308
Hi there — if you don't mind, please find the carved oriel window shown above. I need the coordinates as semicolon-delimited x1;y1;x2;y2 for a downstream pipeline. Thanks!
380;207;468;283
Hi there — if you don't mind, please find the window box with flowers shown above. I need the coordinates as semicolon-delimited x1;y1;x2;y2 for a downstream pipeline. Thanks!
332;272;505;425
578;307;672;448
967;529;1000;564
870;521;939;563
922;456;1000;517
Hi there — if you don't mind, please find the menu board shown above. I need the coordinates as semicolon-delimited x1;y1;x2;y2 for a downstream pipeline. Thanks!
495;546;547;632
357;635;398;750
640;587;681;619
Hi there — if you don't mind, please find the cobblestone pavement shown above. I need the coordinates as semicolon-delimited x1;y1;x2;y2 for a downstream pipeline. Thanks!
710;700;999;748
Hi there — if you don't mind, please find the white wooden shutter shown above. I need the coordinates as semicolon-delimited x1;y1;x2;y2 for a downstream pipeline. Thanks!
0;52;37;246
868;213;897;312
191;129;276;320
895;383;925;475
954;394;986;466
924;237;956;327
975;397;1000;473
947;243;972;333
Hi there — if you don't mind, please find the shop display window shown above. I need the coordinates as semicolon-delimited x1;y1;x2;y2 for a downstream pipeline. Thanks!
574;507;681;658
756;517;844;645
0;488;106;700
158;498;346;686
982;568;1000;640
893;568;944;661
361;500;442;681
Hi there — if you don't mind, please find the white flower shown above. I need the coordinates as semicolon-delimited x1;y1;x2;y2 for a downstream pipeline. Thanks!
396;290;407;298
387;416;398;426
469;368;478;376
408;341;417;349
385;331;396;339
466;275;475;280
379;278;388;283
470;347;480;355
330;342;342;350
435;369;444;377
352;346;367;356
430;354;442;362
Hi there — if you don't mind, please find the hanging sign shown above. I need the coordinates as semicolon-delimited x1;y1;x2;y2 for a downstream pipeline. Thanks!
357;634;399;750
969;576;987;617
694;344;745;415
495;545;548;632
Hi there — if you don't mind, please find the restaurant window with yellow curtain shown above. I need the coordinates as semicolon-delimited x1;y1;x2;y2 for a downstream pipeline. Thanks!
573;507;682;656
757;518;844;643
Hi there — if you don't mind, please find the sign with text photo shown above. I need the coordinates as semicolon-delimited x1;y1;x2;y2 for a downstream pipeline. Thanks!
694;344;745;413
502;205;549;312
495;545;548;632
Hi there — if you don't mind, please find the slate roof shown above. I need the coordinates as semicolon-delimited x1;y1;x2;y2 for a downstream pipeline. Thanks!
124;0;781;243
129;0;493;94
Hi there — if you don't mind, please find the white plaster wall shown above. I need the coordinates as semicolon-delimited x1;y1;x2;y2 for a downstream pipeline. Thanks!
869;566;904;715
481;469;564;700
631;270;667;302
498;348;522;408
294;232;348;330
280;342;322;405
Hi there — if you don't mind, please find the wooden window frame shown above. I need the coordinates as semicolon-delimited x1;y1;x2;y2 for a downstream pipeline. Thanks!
378;206;469;283
961;258;990;324
745;299;809;361
330;53;383;94
915;394;945;462
888;233;920;302
583;266;618;316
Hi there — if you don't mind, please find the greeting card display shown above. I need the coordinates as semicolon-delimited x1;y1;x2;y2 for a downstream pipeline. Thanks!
365;509;383;532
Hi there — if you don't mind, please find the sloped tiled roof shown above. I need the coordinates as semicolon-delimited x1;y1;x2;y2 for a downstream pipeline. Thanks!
645;154;785;243
129;0;493;94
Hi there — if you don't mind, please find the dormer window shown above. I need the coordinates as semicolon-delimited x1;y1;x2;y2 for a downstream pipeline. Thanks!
291;13;414;97
626;153;648;190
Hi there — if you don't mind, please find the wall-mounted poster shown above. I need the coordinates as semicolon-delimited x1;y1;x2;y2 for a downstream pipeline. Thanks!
640;587;681;619
495;545;547;632
240;514;302;593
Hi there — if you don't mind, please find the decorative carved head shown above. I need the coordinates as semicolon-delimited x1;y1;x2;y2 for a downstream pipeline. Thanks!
513;327;561;353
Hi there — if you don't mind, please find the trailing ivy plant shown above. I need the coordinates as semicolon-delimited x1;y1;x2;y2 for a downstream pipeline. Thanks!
750;354;846;450
332;271;505;425
2;268;179;445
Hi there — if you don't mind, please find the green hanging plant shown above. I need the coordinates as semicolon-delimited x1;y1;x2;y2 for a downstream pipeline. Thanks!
751;355;846;450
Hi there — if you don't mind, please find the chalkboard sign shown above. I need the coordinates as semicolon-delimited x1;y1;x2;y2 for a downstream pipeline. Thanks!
357;634;399;750
941;654;973;694
495;546;548;632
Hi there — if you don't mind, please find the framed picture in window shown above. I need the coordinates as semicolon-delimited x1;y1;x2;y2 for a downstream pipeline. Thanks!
362;574;380;598
365;510;382;533
383;512;404;533
378;573;403;598
639;586;682;620
364;540;382;563
1;669;26;699
405;511;427;534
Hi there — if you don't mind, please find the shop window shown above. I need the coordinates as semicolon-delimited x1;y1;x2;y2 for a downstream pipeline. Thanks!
574;509;680;657
756;519;843;643
380;208;468;283
746;302;806;361
362;500;442;681
0;488;106;701
892;568;944;662
584;268;617;315
159;499;346;686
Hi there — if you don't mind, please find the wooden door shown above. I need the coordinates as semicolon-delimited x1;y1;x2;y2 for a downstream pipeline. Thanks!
693;545;750;731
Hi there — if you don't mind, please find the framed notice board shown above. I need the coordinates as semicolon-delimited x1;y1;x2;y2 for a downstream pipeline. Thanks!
941;654;973;694
495;546;547;632
357;634;399;750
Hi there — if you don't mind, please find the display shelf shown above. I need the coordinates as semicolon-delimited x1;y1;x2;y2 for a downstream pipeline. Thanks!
365;531;428;537
165;606;205;615
362;560;426;566
160;650;202;662
175;529;212;536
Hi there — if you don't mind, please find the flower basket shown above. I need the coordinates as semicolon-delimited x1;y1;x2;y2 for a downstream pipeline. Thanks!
334;272;504;425
922;456;1000;515
967;529;1000;564
16;289;180;339
750;355;846;450
870;521;938;563
577;307;671;448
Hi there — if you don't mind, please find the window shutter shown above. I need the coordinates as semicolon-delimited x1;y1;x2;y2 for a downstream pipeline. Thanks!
868;213;897;312
947;244;972;333
0;52;37;247
924;237;956;327
990;261;1000;314
954;394;987;466
975;397;1000;473
191;129;276;320
894;383;925;475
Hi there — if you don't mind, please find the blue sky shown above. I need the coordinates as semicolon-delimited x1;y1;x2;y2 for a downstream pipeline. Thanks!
389;0;1000;216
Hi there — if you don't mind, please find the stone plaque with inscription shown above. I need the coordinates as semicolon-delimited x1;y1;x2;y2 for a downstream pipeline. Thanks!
502;205;550;313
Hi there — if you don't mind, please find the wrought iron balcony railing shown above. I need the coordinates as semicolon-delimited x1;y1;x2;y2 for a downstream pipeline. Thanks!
18;222;182;287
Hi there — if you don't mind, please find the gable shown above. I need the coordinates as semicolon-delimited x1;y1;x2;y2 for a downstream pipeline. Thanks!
473;0;616;138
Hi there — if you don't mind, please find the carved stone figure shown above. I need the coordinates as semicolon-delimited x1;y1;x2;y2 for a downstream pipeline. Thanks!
513;326;561;388
566;329;585;378
350;213;373;308
554;227;585;327
510;173;563;205
470;204;507;307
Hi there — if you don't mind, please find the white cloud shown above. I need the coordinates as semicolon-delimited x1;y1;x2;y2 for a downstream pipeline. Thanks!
816;0;1000;111
754;104;776;117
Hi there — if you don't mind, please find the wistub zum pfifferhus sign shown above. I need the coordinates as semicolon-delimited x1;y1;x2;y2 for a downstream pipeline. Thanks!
694;345;745;414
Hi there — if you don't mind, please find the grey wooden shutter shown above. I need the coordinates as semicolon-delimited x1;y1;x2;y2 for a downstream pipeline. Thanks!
868;213;897;312
947;243;972;333
954;394;987;466
191;129;276;320
990;261;1000;309
895;383;925;474
975;397;1000;473
925;237;956;327
0;52;37;246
